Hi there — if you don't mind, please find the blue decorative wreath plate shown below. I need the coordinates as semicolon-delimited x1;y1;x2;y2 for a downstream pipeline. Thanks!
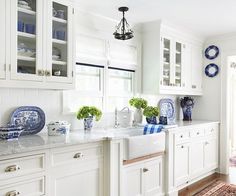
205;45;219;60
10;106;45;135
158;99;175;125
205;63;219;77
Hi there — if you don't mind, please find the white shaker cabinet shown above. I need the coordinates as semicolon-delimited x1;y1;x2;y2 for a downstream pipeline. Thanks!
123;156;164;196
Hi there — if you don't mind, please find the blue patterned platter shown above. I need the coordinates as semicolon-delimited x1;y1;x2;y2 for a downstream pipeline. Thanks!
10;106;45;135
158;99;175;125
205;45;219;60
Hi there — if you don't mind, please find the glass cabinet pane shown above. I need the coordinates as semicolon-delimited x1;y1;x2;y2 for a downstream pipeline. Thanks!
51;2;68;78
17;0;37;75
175;42;182;87
162;38;171;86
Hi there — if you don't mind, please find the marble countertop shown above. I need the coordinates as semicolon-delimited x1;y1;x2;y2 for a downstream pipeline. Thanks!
0;120;219;157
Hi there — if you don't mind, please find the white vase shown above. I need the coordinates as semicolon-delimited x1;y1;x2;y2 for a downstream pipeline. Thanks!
133;108;143;125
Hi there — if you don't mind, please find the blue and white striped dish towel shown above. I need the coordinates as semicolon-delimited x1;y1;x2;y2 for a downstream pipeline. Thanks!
143;124;164;135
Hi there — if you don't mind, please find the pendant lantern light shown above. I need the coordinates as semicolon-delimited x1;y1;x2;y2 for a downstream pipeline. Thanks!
113;7;134;40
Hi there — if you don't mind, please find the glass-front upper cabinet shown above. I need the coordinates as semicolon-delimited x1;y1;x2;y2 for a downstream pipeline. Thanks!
174;42;183;87
161;37;184;88
0;0;6;79
46;0;73;83
162;37;171;86
10;0;43;81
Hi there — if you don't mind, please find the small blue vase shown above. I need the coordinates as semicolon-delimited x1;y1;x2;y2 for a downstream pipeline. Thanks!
84;116;93;131
146;116;157;124
182;106;193;121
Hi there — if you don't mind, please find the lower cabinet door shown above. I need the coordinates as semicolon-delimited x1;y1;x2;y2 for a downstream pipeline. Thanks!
0;177;45;196
204;138;218;170
143;158;163;196
190;140;204;179
50;159;103;196
174;143;190;187
123;164;143;196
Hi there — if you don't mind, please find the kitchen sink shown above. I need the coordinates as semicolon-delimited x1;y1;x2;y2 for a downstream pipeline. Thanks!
109;127;166;160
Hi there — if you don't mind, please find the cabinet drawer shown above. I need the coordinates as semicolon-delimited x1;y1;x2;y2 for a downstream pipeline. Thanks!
190;129;204;138
0;154;45;180
51;144;103;167
0;176;45;196
205;124;218;136
175;131;190;144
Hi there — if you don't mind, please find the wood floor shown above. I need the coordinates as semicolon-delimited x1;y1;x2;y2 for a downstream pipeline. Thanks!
178;167;236;196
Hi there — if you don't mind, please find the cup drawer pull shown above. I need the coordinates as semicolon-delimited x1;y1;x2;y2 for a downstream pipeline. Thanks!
143;168;149;173
5;165;20;173
5;190;20;196
73;153;84;159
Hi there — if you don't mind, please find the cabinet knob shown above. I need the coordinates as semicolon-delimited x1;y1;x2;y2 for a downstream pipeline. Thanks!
143;168;149;173
197;132;200;135
5;190;20;196
37;70;45;76
205;141;209;145
180;135;183;138
5;165;20;173
181;145;184;148
45;70;51;76
73;152;84;159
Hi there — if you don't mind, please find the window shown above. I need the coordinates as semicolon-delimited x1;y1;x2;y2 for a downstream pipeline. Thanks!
75;63;103;93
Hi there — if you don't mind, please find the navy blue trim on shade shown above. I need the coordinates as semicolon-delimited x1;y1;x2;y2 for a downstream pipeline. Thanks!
76;62;105;68
205;45;219;60
108;67;135;72
205;63;219;77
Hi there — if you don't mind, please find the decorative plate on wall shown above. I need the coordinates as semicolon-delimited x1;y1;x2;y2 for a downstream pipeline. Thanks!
205;63;219;77
205;45;219;60
10;106;45;135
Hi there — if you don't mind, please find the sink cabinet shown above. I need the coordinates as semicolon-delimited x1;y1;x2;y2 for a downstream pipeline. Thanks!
166;122;219;195
123;156;164;196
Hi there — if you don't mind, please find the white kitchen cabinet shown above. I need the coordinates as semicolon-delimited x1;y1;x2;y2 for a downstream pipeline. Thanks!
1;0;74;89
174;143;190;187
123;156;164;196
0;0;6;79
49;143;104;196
142;21;203;95
166;122;219;195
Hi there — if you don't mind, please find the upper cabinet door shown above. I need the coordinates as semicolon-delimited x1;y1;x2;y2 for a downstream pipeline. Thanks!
0;0;6;79
10;0;44;81
45;0;74;83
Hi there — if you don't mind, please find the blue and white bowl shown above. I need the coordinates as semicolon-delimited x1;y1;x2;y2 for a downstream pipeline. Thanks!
0;125;24;141
47;121;70;136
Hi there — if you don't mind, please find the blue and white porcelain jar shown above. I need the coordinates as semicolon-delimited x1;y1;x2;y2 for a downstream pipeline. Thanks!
84;116;93;131
180;97;194;121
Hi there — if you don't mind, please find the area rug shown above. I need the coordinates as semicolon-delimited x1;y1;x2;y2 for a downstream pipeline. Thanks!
193;181;236;196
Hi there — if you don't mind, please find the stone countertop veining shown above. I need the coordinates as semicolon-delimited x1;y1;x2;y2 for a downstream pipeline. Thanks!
0;121;219;157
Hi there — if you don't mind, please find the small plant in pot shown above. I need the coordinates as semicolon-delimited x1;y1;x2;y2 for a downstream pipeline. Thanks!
180;97;194;121
143;106;159;124
77;106;102;131
129;97;148;124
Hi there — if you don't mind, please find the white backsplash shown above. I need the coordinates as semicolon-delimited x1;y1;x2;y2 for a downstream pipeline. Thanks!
0;88;179;133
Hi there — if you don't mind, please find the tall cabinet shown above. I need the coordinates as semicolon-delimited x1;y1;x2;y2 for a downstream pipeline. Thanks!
1;0;74;89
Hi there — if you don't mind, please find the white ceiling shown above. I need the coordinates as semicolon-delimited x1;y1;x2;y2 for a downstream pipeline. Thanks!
73;0;236;38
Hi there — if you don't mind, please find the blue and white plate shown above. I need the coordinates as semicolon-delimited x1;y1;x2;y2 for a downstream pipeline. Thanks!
158;99;175;125
10;106;45;135
205;63;219;77
205;45;219;60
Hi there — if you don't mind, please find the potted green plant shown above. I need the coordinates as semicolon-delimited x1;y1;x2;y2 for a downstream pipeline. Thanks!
143;106;159;124
77;106;102;131
129;97;148;124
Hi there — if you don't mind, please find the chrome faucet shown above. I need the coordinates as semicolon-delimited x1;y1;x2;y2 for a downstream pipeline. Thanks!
114;107;119;128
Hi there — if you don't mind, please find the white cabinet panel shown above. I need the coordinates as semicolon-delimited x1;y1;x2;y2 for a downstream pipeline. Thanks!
144;159;163;196
204;138;218;170
0;0;6;79
190;140;204;178
191;45;202;92
123;164;143;196
174;143;190;187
